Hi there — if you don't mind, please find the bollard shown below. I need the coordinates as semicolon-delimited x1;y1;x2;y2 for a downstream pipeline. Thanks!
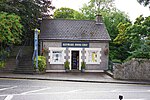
119;95;123;100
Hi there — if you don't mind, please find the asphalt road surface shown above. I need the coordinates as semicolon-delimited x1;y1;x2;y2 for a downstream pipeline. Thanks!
0;78;150;100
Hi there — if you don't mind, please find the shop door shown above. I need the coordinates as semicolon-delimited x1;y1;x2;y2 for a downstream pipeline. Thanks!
71;51;79;69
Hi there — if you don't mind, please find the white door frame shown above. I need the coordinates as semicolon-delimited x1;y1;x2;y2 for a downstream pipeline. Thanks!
68;48;82;70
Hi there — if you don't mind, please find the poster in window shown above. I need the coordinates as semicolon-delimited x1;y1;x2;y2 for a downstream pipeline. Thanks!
88;51;98;63
52;51;62;63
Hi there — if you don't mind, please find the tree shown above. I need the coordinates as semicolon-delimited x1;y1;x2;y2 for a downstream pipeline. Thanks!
90;0;115;12
80;0;130;61
54;7;86;20
54;7;75;19
80;0;116;20
0;12;23;46
0;0;54;39
137;0;150;8
0;12;23;64
36;0;55;17
114;15;150;59
103;11;130;61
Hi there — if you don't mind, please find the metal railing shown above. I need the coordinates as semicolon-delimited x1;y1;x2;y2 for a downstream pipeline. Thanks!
108;60;114;73
32;50;36;67
15;39;28;66
15;38;33;66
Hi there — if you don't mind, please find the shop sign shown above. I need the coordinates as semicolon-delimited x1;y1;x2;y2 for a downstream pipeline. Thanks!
62;42;89;48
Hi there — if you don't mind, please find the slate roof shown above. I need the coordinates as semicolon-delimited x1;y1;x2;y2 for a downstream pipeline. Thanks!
39;19;111;41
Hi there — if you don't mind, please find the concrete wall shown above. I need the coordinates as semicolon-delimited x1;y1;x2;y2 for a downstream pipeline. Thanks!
114;58;150;81
40;40;109;71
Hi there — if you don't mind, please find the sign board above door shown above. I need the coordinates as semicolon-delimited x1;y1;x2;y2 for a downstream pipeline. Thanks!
62;42;89;48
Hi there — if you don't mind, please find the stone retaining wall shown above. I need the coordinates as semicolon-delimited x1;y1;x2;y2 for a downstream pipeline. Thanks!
114;59;150;81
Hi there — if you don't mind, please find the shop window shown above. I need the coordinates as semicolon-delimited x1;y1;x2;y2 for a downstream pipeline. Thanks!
52;51;63;63
88;51;98;63
85;48;101;64
49;48;65;64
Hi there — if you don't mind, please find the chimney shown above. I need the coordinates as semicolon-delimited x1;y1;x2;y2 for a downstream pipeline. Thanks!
96;15;103;25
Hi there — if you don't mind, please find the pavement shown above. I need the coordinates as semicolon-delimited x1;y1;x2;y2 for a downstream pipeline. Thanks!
0;72;150;85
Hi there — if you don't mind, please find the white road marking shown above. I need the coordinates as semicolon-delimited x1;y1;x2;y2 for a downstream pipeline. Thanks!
0;86;17;91
81;90;150;93
4;95;13;100
0;89;149;97
68;89;82;93
20;87;52;95
0;87;149;100
111;89;118;92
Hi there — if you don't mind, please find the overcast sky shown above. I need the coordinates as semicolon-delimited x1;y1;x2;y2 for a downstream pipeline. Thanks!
52;0;150;22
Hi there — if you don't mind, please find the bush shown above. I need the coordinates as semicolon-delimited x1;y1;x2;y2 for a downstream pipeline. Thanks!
0;49;9;69
81;61;85;69
0;61;5;68
64;60;69;70
112;59;122;63
34;56;46;72
128;43;150;59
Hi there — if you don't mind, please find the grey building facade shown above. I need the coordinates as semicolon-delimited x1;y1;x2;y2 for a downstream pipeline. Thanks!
39;15;111;72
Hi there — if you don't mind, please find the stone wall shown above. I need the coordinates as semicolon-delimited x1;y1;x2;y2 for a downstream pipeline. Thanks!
114;59;150;81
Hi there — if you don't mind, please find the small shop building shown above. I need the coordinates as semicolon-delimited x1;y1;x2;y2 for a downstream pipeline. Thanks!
39;15;111;72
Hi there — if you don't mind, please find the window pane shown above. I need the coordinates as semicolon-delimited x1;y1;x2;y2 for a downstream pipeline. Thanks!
88;51;98;63
52;51;62;63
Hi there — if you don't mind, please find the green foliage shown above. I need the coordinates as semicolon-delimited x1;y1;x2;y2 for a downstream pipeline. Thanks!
0;44;11;68
103;11;130;61
0;49;10;59
64;60;70;69
114;22;131;44
0;61;5;68
0;0;54;39
0;47;8;69
81;61;86;69
112;59;122;63
129;39;150;59
54;7;86;20
34;56;46;72
115;15;150;59
54;7;74;19
0;12;23;45
80;3;96;20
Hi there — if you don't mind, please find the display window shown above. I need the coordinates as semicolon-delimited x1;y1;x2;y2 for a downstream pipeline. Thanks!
88;51;98;63
52;51;63;63
49;48;65;64
85;48;101;64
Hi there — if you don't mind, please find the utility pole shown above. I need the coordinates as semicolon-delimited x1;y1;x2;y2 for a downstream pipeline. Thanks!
34;28;38;71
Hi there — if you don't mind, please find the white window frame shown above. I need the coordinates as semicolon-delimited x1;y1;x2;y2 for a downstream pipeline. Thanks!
85;48;101;64
49;47;66;64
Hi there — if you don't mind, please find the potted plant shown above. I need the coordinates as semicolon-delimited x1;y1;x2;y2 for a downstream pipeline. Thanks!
81;61;86;72
64;60;70;72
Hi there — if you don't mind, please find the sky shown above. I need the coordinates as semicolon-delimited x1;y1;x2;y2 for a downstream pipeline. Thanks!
52;0;150;22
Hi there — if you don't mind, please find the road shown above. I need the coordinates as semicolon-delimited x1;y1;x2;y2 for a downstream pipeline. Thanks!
0;78;150;100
